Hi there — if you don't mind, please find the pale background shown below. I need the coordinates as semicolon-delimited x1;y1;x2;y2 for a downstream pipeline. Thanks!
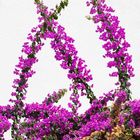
0;0;140;138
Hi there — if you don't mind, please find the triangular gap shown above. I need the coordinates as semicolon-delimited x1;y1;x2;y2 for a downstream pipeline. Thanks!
25;39;71;110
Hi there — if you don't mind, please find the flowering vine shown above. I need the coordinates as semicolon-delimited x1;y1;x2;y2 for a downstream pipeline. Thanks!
0;0;140;140
86;0;134;100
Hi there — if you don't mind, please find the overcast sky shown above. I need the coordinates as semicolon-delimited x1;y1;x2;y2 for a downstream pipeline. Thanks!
0;0;140;115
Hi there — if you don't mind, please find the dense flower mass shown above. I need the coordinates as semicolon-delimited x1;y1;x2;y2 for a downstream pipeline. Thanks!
19;103;74;139
0;0;140;139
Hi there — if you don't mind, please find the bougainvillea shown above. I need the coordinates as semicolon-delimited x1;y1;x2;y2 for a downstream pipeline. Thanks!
0;0;140;139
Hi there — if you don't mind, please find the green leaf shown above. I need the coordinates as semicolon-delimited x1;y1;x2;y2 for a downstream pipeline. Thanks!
21;122;27;127
41;12;45;17
47;135;56;140
42;136;48;140
60;1;65;9
48;26;52;32
57;6;62;13
17;137;23;140
28;53;35;58
64;0;68;6
53;14;58;20
41;22;47;33
85;15;92;20
35;0;40;4
32;41;36;47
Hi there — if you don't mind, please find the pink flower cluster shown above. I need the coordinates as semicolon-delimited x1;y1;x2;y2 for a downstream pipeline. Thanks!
0;0;140;139
0;115;11;138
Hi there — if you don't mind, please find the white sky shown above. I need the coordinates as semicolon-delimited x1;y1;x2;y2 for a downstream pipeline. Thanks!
0;0;140;139
0;0;140;116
